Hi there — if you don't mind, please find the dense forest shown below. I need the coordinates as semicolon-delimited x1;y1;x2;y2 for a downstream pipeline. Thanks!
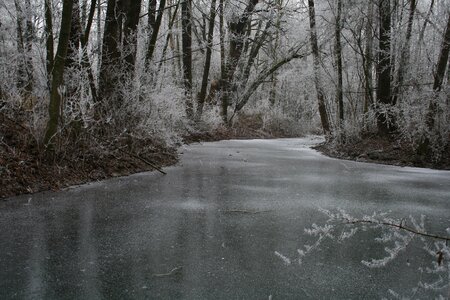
0;0;449;197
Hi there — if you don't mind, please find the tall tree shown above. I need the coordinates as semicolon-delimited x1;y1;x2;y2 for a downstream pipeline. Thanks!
14;0;33;99
308;0;331;135
392;0;416;106
44;0;74;148
363;1;374;114
376;0;393;135
146;0;167;65
123;0;142;70
66;1;82;69
196;0;217;119
426;13;450;132
220;0;259;123
181;0;194;119
98;0;124;115
334;0;344;128
44;0;54;87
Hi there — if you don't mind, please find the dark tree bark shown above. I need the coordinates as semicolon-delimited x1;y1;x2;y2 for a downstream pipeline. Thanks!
146;0;167;65
65;1;82;68
147;0;157;33
196;0;217;119
221;0;259;123
308;0;331;135
392;0;416;106
427;13;450;127
78;0;98;103
181;0;194;119
98;0;124;114
219;0;225;81
123;0;142;70
363;1;374;114
376;0;393;135
334;0;344;126
44;0;74;148
44;0;54;87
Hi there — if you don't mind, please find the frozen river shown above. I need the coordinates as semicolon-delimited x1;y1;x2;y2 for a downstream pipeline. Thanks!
1;137;449;299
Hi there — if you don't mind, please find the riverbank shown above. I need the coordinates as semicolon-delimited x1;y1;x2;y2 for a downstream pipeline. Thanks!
314;134;450;170
1;113;301;198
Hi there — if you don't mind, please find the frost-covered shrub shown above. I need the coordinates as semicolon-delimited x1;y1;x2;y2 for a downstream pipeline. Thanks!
397;88;449;161
127;77;190;146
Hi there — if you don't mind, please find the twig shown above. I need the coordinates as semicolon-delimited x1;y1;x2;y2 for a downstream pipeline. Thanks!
347;219;450;242
153;266;183;278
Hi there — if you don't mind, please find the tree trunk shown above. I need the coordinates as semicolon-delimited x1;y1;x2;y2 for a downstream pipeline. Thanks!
427;13;450;128
14;0;33;99
418;13;450;155
196;0;217;119
308;0;331;135
181;0;194;119
44;0;54;88
80;0;98;103
147;0;157;33
269;0;282;106
392;0;416;106
146;0;166;65
334;0;344;127
66;1;82;69
363;1;374;114
98;0;124;115
219;0;226;82
376;0;393;135
221;0;259;123
123;0;142;70
156;1;180;77
44;0;74;148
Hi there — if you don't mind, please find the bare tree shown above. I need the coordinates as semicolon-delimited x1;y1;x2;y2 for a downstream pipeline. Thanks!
181;0;194;119
44;0;74;148
376;0;393;135
196;0;217;119
308;0;331;135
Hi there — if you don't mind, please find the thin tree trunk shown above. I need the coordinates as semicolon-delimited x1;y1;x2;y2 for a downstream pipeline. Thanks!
392;0;416;106
334;0;344;127
376;0;393;135
181;0;194;119
219;0;225;82
14;0;33;98
146;0;167;65
234;50;307;115
44;0;54;88
24;0;33;96
269;0;282;106
44;0;74;148
80;0;98;103
196;0;217;119
308;0;331;135
363;1;374;114
156;1;180;77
